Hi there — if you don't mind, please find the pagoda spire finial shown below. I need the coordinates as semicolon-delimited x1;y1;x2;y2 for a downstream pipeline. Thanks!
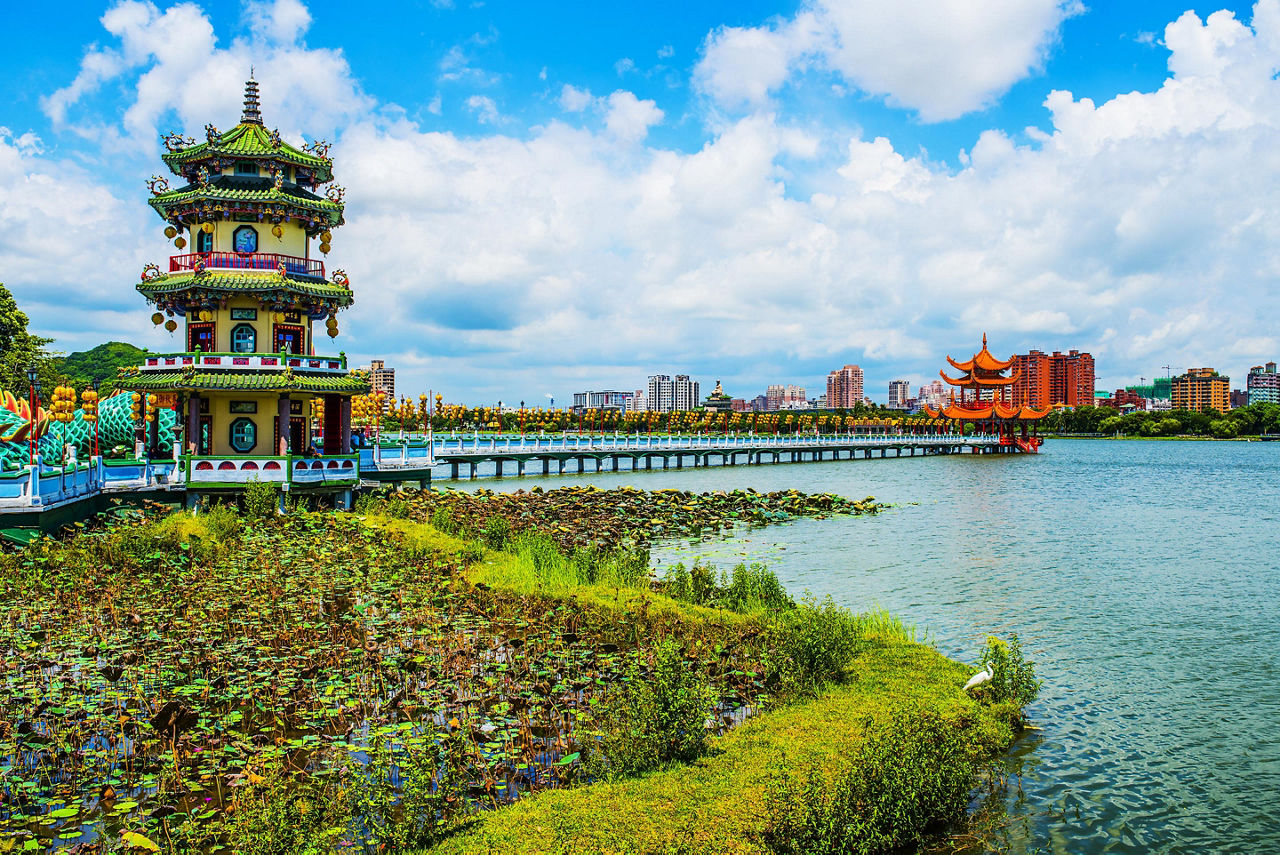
242;72;263;125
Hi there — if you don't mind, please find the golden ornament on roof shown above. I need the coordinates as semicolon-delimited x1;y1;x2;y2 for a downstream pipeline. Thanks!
164;319;177;332
319;242;331;254
174;237;187;249
151;312;164;325
321;230;332;242
199;310;212;322
164;226;177;239
202;222;214;234
327;326;338;338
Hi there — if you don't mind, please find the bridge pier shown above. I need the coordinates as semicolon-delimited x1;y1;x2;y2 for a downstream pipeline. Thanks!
645;456;652;470
450;462;459;479
558;459;566;474
469;462;477;479
495;459;504;477
517;460;525;477
611;457;619;472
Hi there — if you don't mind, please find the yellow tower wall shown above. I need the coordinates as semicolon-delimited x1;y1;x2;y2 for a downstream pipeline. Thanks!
204;392;316;455
183;298;314;354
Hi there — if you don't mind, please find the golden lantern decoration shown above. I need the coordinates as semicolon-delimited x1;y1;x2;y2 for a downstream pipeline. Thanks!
327;326;339;338
164;226;178;239
174;237;187;249
325;316;338;329
164;319;177;332
272;224;284;238
199;310;213;322
201;222;214;234
319;242;331;254
321;230;332;242
272;312;285;323
151;312;164;325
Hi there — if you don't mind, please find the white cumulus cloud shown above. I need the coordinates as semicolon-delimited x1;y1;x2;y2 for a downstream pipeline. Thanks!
15;0;1280;403
696;0;1082;121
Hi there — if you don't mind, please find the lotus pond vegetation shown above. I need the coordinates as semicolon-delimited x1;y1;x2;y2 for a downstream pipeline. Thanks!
0;486;1036;853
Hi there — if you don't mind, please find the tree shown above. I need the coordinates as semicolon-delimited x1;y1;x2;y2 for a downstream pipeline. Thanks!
54;341;148;396
0;283;63;400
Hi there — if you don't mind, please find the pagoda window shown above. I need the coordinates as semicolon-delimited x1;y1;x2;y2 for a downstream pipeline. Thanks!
235;161;258;176
274;323;304;355
229;417;257;453
188;322;215;353
196;230;213;253
231;323;257;353
233;226;258;254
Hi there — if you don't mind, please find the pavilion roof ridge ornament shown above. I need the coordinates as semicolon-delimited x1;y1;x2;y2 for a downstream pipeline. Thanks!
242;72;263;125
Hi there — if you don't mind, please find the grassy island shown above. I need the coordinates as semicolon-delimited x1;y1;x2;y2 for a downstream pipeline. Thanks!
0;487;1035;853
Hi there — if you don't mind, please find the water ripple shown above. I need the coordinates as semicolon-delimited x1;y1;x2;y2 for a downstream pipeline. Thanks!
481;439;1280;853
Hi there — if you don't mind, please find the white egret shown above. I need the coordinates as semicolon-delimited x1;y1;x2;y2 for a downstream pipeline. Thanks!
963;664;994;692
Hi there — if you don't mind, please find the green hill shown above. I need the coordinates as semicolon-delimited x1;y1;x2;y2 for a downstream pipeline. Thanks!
54;341;148;394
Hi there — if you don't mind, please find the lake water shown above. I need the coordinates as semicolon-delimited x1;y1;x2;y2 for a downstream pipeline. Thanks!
468;438;1280;854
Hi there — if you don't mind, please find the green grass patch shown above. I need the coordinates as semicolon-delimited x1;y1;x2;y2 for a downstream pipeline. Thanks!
429;640;1017;855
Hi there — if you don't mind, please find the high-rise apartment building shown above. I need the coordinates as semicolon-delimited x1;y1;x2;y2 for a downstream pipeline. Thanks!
1172;368;1230;411
647;374;700;412
1248;362;1279;405
1012;349;1095;407
571;390;633;412
888;380;910;409
917;379;947;409
766;384;806;410
826;364;864;409
1125;377;1172;402
363;359;395;407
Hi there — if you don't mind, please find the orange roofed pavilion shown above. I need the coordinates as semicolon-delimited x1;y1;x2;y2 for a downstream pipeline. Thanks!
925;335;1052;450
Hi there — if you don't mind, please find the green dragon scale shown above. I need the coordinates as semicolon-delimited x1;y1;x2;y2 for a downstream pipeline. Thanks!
0;392;174;472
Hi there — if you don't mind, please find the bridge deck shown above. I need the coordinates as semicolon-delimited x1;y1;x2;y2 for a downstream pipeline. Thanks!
357;433;1026;481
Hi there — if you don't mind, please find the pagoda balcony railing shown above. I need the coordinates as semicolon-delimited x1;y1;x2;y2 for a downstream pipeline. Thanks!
181;454;359;488
169;252;325;279
140;352;348;374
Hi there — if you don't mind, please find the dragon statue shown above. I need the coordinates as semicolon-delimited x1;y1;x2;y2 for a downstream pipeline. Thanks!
0;391;175;472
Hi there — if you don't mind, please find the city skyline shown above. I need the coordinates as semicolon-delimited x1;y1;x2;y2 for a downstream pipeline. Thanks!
4;0;1279;404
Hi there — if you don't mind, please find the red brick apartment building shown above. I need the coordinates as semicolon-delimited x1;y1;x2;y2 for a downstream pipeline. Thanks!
1012;349;1096;407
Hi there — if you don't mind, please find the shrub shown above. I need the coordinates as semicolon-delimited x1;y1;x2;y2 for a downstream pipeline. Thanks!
242;479;280;520
587;639;716;778
201;502;243;542
771;594;862;689
660;560;792;614
224;760;341;855
481;515;512;549
353;490;382;514
343;726;471;849
429;505;456;534
977;634;1040;710
721;562;792;613
764;705;978;854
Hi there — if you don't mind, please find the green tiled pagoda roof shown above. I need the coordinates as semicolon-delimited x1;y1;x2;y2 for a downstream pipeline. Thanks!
124;370;370;394
162;123;333;182
137;270;354;306
149;175;343;226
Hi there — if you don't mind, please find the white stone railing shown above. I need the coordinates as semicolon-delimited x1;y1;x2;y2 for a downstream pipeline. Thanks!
140;353;347;374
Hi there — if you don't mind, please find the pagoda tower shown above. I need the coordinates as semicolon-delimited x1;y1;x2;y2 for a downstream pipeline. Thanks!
124;75;369;493
925;335;1051;450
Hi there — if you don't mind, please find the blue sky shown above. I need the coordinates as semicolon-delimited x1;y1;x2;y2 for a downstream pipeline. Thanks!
2;0;1278;404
